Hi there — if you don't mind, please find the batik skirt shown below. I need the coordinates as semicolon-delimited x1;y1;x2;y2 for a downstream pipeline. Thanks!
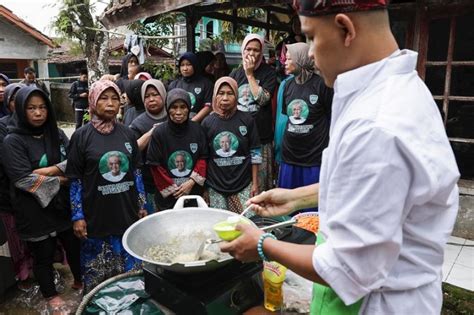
80;235;142;293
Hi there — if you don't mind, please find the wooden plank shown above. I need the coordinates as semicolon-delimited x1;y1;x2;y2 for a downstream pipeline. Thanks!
201;11;291;32
262;5;293;15
434;96;474;101
426;61;474;66
100;0;202;29
194;0;291;13
448;96;474;101
442;16;456;126
449;137;474;144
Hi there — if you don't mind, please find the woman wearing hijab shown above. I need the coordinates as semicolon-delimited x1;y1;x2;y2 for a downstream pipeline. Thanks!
147;88;208;210
122;79;146;127
0;74;16;298
213;52;231;80
65;80;147;293
196;51;217;82
0;73;10;118
2;86;81;307
0;83;33;290
230;34;277;193
119;53;140;80
168;52;213;123
130;80;168;213
278;42;333;213
201;77;261;213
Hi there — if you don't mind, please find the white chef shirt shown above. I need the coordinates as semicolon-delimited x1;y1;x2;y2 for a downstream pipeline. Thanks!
313;49;460;314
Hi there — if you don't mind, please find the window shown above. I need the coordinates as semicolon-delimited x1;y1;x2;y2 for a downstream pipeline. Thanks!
423;13;474;179
0;62;18;79
174;22;187;54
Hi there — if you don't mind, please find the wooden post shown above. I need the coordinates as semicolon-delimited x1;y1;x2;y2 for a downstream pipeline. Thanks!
186;11;197;52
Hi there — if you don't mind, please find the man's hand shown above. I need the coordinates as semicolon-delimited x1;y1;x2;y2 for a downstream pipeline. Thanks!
73;220;87;239
138;209;147;219
246;188;297;217
79;92;88;98
220;223;264;262
173;179;195;198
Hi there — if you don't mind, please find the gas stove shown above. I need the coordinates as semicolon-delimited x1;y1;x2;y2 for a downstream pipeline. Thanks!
144;260;263;314
143;216;316;314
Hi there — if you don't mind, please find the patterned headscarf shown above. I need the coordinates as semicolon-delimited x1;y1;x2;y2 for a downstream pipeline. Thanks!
286;42;315;84
212;76;239;120
141;79;167;120
88;80;121;134
241;34;265;71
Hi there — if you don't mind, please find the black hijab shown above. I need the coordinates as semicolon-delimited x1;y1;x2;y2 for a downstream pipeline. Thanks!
2;83;22;116
166;88;191;135
178;52;199;83
8;86;61;165
119;53;139;79
124;79;145;111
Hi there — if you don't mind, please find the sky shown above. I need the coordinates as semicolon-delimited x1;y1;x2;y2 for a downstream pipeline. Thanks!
1;0;108;37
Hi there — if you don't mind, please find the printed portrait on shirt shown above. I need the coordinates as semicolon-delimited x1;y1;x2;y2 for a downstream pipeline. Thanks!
237;83;258;112
288;99;309;125
168;150;192;177
213;131;239;158
99;151;129;183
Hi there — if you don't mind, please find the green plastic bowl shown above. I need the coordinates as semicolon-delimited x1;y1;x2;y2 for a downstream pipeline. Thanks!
213;217;251;241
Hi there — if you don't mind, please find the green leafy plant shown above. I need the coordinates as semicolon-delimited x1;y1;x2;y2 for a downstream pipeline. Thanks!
142;60;177;83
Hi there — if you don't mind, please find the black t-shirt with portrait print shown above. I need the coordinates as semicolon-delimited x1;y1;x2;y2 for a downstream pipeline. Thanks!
129;112;167;192
201;111;260;194
281;74;333;166
230;63;277;144
146;121;209;209
2;130;70;239
147;121;208;185
168;76;213;115
65;123;141;238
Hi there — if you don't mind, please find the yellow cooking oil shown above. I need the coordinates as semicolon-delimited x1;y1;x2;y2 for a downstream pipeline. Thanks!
262;261;287;311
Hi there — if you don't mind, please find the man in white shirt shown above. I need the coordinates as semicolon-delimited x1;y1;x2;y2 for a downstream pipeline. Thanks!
220;1;460;314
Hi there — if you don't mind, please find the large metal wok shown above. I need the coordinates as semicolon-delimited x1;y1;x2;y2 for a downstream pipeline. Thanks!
122;195;257;274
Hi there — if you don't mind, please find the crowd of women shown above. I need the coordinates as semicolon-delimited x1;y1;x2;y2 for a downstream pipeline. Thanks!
0;33;333;309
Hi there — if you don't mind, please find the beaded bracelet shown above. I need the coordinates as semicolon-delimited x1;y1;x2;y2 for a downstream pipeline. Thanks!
257;233;276;261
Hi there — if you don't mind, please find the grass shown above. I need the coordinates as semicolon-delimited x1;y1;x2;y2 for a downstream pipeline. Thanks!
442;283;474;315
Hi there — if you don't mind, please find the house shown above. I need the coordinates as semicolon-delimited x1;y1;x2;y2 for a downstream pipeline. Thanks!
48;37;174;79
0;5;55;80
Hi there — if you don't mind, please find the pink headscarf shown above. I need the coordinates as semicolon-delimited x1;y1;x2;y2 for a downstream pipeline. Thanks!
134;72;152;81
88;80;121;134
241;34;265;71
212;76;239;120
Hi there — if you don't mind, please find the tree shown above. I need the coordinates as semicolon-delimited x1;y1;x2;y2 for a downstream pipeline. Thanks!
53;0;109;82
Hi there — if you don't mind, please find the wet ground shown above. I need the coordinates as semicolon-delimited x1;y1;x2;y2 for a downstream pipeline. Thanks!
0;263;82;315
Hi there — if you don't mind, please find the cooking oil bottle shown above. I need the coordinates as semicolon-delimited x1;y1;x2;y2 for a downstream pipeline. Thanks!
262;261;287;311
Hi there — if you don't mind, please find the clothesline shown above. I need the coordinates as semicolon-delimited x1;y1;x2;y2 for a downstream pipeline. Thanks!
85;27;186;39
